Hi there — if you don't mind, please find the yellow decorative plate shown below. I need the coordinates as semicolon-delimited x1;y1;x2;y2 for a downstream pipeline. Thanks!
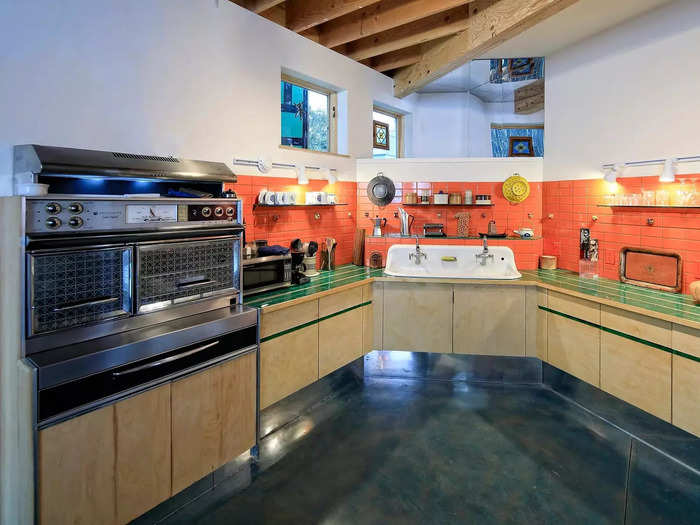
502;174;530;203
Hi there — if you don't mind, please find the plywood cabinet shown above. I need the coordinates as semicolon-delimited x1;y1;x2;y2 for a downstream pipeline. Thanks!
453;286;526;356
39;406;116;525
319;308;364;377
383;282;453;353
171;353;256;494
547;312;600;386
115;384;172;524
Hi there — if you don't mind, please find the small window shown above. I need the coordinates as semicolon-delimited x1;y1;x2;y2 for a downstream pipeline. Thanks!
281;76;336;153
372;108;401;159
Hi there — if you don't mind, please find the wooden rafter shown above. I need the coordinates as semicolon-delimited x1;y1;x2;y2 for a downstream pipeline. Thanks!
366;44;425;72
339;4;471;61
316;0;473;49
231;0;285;13
285;0;383;33
392;0;580;97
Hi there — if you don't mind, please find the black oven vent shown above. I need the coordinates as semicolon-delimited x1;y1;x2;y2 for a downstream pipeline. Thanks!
112;152;180;163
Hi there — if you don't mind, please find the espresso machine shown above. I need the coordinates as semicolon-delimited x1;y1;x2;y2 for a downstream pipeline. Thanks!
370;216;387;236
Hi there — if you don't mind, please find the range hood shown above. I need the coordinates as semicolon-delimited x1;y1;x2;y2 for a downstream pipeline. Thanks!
13;144;236;183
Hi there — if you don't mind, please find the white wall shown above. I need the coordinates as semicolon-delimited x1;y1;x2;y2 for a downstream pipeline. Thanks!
545;0;700;180
0;0;414;182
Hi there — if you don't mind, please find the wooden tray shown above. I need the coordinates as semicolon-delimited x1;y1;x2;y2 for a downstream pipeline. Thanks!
619;247;682;293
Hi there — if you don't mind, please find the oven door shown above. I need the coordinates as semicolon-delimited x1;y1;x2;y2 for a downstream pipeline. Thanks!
135;236;241;314
27;246;132;337
242;255;292;295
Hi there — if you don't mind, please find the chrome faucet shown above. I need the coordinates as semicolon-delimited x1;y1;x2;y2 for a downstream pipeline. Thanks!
475;236;494;266
409;237;427;265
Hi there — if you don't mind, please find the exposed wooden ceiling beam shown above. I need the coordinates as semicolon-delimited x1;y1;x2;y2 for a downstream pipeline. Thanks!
317;0;473;49
260;4;286;25
514;78;544;114
393;0;580;97
367;45;425;72
340;4;471;61
285;0;383;33
231;0;285;14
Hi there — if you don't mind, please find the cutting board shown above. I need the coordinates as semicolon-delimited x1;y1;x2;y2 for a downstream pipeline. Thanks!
352;228;365;266
620;247;682;293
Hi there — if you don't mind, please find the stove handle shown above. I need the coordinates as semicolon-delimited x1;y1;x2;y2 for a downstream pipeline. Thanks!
176;279;217;289
112;340;220;377
53;296;119;312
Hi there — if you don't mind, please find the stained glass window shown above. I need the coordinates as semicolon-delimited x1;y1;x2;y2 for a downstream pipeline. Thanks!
372;109;399;159
281;80;330;151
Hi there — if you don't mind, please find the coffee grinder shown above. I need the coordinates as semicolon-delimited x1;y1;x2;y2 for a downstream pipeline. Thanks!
291;251;310;285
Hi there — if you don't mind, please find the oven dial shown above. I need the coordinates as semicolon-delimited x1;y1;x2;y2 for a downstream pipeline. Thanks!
68;202;84;214
201;207;212;217
45;217;62;229
214;206;224;217
45;202;62;214
68;216;84;228
225;207;234;217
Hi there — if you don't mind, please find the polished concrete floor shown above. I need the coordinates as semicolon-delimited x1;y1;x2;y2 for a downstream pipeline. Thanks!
160;355;699;525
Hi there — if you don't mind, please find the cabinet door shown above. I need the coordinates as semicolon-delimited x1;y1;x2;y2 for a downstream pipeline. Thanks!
453;286;526;356
547;313;600;386
319;307;364;377
39;406;116;525
362;284;374;354
383;282;452;353
260;324;319;409
115;384;172;524
171;353;257;494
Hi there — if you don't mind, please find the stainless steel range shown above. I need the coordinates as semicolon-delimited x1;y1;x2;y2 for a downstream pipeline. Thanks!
16;145;259;428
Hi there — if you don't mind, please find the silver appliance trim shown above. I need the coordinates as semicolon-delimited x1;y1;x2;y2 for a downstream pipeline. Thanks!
242;254;292;266
29;304;258;389
14;144;236;182
243;281;293;296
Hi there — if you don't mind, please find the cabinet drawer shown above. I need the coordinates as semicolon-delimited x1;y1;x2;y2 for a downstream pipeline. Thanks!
601;306;671;347
601;332;671;421
319;308;363;377
319;286;363;318
260;324;319;409
261;300;318;338
672;324;700;360
548;291;600;324
672;355;700;437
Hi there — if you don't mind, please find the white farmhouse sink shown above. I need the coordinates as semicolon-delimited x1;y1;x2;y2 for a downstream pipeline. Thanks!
384;243;521;279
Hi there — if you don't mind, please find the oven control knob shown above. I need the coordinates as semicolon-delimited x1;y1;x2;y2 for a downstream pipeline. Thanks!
68;202;84;214
45;217;62;229
68;216;84;229
201;207;212;218
214;206;224;217
45;202;62;214
225;207;234;217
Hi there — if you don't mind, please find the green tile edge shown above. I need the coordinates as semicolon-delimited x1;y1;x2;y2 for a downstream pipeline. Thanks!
260;300;372;343
538;305;700;364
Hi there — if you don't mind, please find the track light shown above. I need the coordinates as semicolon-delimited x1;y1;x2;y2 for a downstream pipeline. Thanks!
659;158;676;183
296;164;308;185
603;163;624;183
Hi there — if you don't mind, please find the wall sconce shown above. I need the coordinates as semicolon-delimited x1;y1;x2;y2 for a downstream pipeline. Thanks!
659;158;677;183
296;164;309;185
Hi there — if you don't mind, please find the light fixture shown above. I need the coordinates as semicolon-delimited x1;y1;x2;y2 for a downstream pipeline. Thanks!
659;157;677;183
323;167;336;185
603;163;623;183
296;164;309;185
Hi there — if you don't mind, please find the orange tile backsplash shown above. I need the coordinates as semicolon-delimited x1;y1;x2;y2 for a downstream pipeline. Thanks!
227;173;700;293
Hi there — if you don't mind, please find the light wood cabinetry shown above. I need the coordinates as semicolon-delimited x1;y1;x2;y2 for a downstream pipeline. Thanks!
453;286;526;356
601;332;671;422
383;282;453;353
372;282;383;350
547;313;600;386
171;353;256;494
260;324;319;409
362;284;374;354
260;300;317;338
115;384;172;524
672;354;700;436
319;308;364;377
548;291;600;324
319;286;363;317
39;406;116;525
601;306;671;347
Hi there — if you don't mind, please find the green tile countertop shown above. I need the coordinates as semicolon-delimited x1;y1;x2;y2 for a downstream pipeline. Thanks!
244;264;700;328
244;265;383;310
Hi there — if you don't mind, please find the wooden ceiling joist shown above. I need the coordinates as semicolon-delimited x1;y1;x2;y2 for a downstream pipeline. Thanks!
340;4;471;61
285;0;383;33
392;0;579;97
366;44;425;72
317;0;473;49
232;0;285;13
